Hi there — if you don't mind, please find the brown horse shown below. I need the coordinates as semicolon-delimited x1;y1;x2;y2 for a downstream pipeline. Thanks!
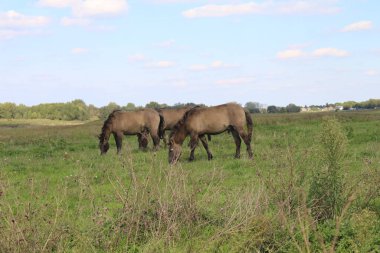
156;106;193;145
138;106;213;148
168;103;253;164
99;109;164;154
136;106;193;149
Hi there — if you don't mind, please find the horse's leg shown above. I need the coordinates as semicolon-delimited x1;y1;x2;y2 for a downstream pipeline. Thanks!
162;131;168;147
230;129;242;159
189;133;199;161
113;132;123;154
137;133;142;149
150;130;160;151
137;133;146;150
236;127;253;159
199;135;213;160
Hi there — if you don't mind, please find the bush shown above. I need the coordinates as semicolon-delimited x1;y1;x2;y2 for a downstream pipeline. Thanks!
308;118;348;221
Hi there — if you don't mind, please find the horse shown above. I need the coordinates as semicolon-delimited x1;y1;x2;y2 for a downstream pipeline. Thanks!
155;106;193;145
168;103;253;164
99;109;164;154
138;106;214;149
135;106;192;149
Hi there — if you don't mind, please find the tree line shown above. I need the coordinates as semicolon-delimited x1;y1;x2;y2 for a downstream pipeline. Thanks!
0;99;379;121
336;99;380;110
0;100;94;121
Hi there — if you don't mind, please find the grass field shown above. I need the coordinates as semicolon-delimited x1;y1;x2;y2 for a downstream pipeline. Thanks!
1;111;379;252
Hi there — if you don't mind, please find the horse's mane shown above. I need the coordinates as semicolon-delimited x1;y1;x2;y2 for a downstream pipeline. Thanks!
182;105;201;121
169;106;201;138
155;105;192;112
99;109;120;141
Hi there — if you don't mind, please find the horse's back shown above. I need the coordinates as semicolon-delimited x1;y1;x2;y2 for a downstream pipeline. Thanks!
112;109;159;133
187;103;245;133
161;107;190;129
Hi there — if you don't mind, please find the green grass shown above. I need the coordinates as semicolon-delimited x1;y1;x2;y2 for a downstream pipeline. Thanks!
1;111;379;252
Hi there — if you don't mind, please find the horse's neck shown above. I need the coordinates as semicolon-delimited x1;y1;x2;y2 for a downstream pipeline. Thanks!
102;128;112;142
174;125;187;144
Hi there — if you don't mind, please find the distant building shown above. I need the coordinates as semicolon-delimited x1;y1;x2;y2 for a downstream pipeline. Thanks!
301;105;341;113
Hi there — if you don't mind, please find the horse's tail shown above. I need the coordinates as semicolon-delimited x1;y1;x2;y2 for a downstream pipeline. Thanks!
158;113;165;139
244;109;253;143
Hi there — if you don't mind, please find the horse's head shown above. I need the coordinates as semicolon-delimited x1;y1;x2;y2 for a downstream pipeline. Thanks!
138;130;149;150
99;137;110;155
168;138;182;164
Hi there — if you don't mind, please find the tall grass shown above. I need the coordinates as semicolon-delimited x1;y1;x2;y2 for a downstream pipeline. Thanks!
0;112;379;252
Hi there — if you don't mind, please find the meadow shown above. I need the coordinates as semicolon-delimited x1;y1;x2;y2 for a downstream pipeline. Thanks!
0;111;379;252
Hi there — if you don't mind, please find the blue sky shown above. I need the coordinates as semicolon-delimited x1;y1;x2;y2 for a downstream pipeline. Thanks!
0;0;379;107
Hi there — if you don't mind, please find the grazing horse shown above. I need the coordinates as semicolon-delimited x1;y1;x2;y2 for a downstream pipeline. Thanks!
99;109;164;154
138;106;213;148
168;103;253;164
155;106;193;145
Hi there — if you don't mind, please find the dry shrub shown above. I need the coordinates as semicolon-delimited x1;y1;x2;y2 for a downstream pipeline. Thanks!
208;186;276;252
0;178;71;253
308;118;347;221
99;156;207;250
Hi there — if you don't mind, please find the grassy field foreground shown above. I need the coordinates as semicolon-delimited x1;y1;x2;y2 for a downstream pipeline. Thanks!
0;111;379;252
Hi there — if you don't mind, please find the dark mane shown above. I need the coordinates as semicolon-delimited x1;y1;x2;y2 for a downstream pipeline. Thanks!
155;105;192;112
99;110;120;141
169;106;201;138
182;105;201;121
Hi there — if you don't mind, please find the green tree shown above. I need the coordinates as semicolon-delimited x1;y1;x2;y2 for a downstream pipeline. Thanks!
267;105;278;113
123;103;136;110
0;103;17;118
145;101;160;109
245;102;261;113
342;101;356;110
99;102;121;120
286;103;301;113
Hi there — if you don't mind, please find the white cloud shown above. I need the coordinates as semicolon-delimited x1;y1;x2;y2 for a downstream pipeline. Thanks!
154;39;175;48
183;2;264;18
312;48;348;57
38;0;76;8
0;29;37;40
216;77;254;86
71;47;89;54
189;60;238;71
365;69;378;76
182;1;340;18
146;61;175;68
276;49;305;59
342;20;373;32
38;0;128;17
128;53;146;62
0;11;49;40
211;60;226;68
189;64;209;71
276;0;340;15
73;0;128;17
277;47;349;59
0;10;49;27
150;0;200;3
61;17;91;26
